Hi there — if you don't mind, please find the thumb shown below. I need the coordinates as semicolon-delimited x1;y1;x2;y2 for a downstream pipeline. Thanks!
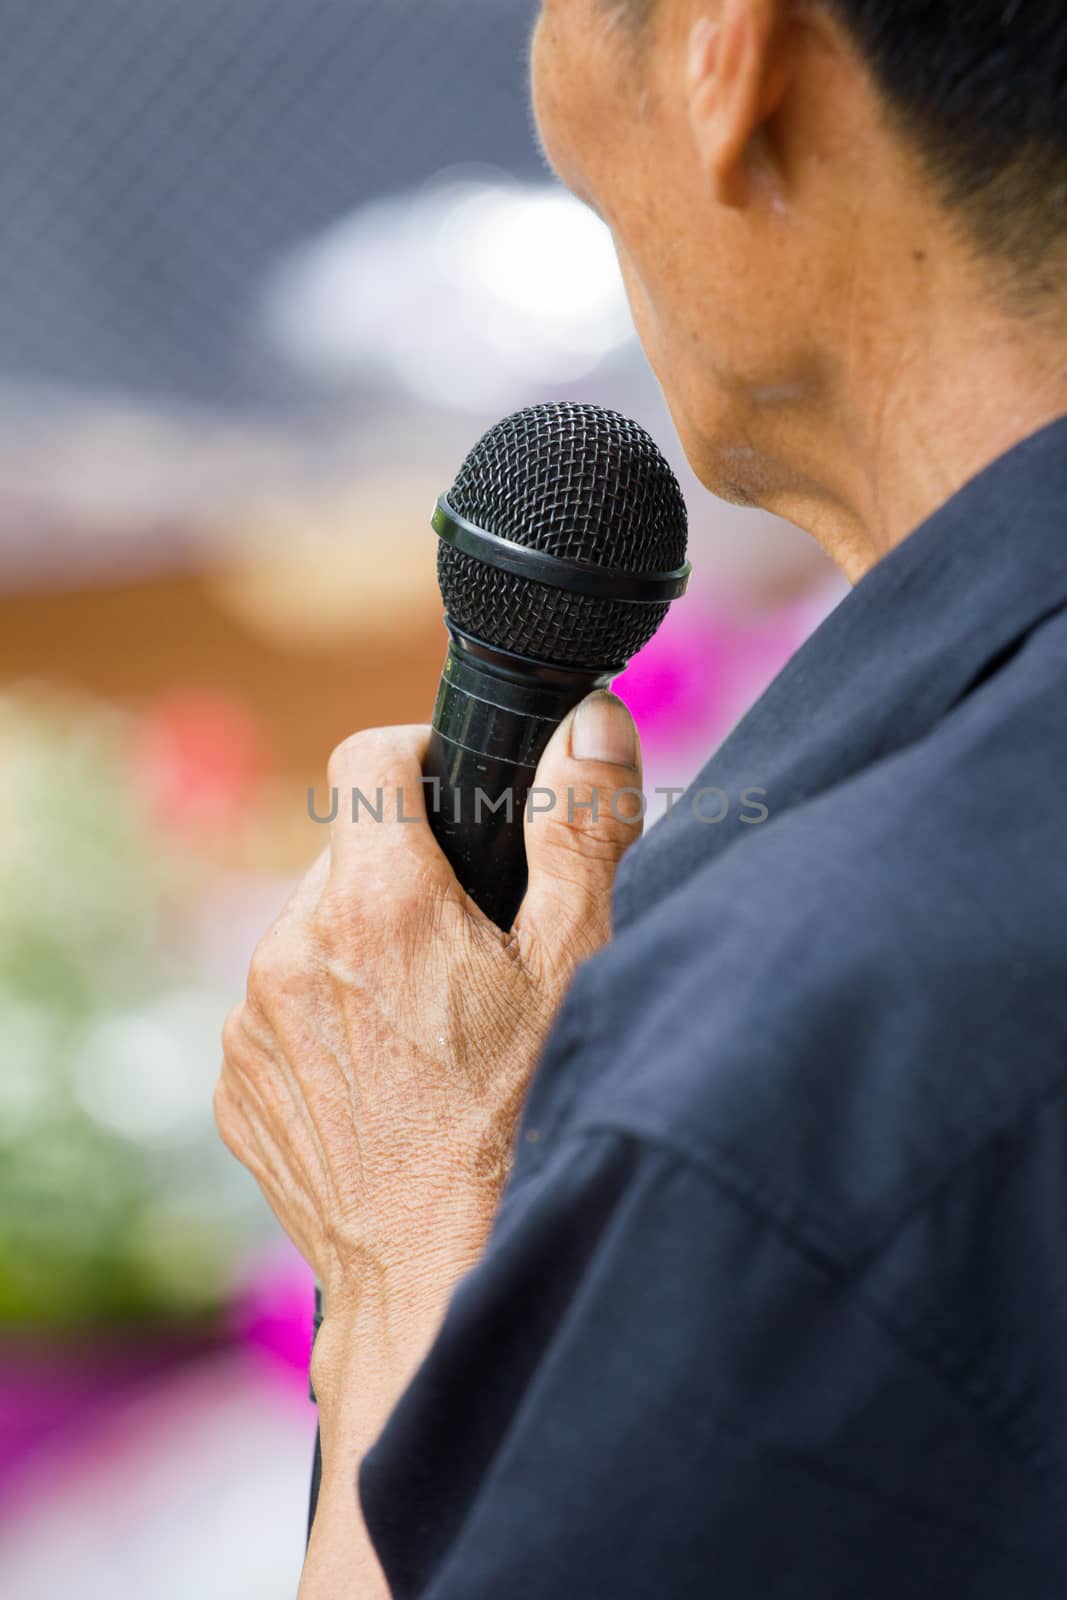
517;692;644;963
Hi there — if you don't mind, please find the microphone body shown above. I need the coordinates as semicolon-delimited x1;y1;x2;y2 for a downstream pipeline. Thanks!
425;626;612;927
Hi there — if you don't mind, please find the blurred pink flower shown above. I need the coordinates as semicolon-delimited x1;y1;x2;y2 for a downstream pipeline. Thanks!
132;691;270;838
615;591;835;765
229;1245;315;1387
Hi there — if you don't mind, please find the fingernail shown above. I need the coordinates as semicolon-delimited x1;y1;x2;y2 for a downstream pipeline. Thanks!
571;693;637;768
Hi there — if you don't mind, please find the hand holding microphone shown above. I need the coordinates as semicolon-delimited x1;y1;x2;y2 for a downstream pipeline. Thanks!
214;404;689;1580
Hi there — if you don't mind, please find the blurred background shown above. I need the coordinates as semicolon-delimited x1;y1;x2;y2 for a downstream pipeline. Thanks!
0;2;840;1594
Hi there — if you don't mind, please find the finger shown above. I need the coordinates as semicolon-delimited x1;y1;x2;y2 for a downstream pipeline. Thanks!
517;692;644;967
324;725;448;882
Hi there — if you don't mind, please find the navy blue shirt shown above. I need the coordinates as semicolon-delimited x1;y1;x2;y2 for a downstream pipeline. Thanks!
362;416;1067;1598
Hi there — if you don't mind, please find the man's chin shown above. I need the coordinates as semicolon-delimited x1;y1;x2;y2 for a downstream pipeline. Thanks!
683;432;778;511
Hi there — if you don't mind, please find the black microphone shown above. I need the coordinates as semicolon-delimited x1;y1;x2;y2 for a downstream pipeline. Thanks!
308;402;689;1540
424;401;691;928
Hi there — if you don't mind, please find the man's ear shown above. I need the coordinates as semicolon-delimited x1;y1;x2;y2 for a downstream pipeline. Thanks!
687;0;792;208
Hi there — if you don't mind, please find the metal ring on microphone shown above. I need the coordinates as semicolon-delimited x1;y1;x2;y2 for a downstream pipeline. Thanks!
432;496;692;605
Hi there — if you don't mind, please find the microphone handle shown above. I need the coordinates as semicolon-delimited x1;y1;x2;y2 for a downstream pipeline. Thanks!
307;1283;324;1546
424;625;614;928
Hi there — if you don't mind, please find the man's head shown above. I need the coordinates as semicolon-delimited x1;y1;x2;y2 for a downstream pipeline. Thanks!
531;0;1067;564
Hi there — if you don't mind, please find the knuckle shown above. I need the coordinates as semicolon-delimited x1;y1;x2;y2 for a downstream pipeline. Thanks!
246;937;281;999
326;730;369;792
545;809;636;865
247;925;316;1006
220;1003;247;1063
313;880;369;953
326;725;407;790
213;1076;240;1147
327;725;426;795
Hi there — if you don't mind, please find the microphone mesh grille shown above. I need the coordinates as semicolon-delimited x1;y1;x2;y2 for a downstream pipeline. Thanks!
439;402;689;670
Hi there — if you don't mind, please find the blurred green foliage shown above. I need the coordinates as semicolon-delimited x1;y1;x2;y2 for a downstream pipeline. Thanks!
0;693;253;1333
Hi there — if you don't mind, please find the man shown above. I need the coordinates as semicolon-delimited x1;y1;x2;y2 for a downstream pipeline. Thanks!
216;2;1067;1595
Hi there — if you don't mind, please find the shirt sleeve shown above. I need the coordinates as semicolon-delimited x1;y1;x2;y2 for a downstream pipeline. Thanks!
358;1128;1053;1600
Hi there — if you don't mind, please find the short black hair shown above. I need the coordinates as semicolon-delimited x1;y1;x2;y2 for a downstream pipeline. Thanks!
827;0;1066;274
610;1;1067;280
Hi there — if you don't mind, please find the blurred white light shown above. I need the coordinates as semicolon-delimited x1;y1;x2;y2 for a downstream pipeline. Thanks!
258;174;637;411
73;989;223;1146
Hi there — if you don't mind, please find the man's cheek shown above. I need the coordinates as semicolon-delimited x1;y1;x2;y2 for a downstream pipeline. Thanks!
531;16;618;201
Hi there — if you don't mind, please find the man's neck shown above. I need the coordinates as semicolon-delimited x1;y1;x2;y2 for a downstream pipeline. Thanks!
768;253;1067;584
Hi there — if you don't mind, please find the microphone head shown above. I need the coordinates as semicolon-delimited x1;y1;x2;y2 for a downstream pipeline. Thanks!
436;402;689;672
